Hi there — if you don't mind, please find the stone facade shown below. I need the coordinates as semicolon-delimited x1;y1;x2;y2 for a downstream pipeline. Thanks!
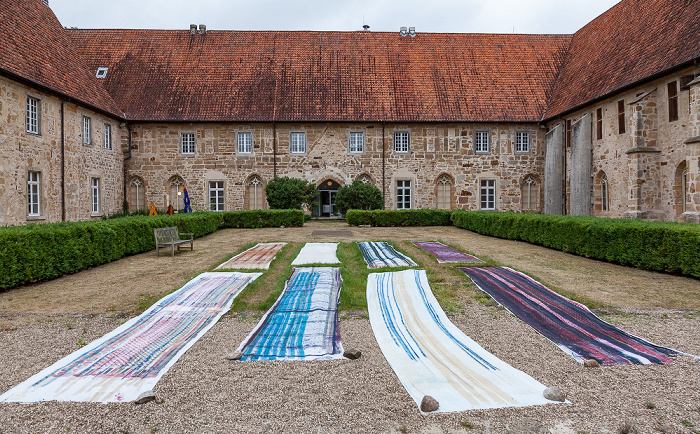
0;75;125;226
545;66;700;221
127;122;546;214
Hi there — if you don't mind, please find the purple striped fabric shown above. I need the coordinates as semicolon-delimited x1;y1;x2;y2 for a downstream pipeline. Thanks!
412;241;483;263
459;266;695;365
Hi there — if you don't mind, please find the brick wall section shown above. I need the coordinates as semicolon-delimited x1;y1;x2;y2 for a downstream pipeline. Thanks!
0;75;125;226
126;122;545;213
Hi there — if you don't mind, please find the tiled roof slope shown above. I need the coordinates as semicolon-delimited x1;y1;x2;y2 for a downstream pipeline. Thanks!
544;0;700;120
69;30;571;123
0;0;123;118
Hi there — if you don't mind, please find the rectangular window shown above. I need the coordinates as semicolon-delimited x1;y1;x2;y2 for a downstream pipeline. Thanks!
396;180;411;209
349;131;364;153
27;171;41;216
91;178;100;215
617;100;626;134
668;81;679;122
83;116;92;145
480;179;496;210
180;133;196;154
209;181;225;212
475;131;490;153
104;124;112;150
394;132;409;153
290;132;306;154
237;132;252;154
26;97;40;134
515;131;530;153
596;108;603;140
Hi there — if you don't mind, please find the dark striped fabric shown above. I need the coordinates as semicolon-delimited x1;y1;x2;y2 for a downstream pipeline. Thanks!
459;267;695;365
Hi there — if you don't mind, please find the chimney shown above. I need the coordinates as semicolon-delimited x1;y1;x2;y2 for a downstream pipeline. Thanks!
408;27;416;37
198;24;207;35
399;27;408;37
189;24;197;34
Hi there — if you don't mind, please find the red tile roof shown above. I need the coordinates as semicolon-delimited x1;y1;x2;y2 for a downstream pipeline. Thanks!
544;0;700;120
68;30;571;123
0;0;123;118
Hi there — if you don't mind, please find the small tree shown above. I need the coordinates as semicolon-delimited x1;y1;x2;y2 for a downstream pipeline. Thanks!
265;176;317;210
335;180;384;214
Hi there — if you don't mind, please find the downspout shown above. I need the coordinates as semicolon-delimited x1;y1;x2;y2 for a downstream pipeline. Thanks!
561;118;567;215
273;121;277;178
123;122;132;211
382;122;386;207
60;102;65;221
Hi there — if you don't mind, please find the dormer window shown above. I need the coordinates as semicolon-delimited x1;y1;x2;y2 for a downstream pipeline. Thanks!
96;67;108;78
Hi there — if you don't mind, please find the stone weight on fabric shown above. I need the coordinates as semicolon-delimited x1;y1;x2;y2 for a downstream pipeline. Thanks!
420;395;440;412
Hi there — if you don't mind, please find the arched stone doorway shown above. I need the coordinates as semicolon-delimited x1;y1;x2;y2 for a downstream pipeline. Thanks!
317;179;342;217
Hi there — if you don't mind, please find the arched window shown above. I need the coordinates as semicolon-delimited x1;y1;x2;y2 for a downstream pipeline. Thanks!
357;174;372;185
436;174;452;210
169;177;185;212
601;174;609;212
247;176;265;210
129;177;145;212
675;162;688;216
522;175;537;212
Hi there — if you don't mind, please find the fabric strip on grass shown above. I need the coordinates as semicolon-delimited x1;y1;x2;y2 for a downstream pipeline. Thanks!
367;269;554;412
459;266;698;365
215;242;286;270
237;267;344;361
358;241;417;269
0;272;260;403
411;241;483;263
291;243;340;265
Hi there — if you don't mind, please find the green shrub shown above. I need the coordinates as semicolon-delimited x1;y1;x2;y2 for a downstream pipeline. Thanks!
335;180;384;214
0;212;222;290
265;176;317;210
221;210;304;228
347;209;453;227
451;210;700;278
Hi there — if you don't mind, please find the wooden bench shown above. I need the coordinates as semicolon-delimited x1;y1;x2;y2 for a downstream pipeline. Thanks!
154;226;194;256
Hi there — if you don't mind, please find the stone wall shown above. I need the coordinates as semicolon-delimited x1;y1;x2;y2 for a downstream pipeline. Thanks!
0;75;125;226
126;122;546;213
545;66;700;221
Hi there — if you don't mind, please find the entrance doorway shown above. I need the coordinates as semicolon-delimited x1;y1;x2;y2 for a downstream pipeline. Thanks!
317;179;341;217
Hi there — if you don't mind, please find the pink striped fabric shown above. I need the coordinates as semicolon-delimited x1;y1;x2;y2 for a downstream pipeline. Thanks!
216;242;286;270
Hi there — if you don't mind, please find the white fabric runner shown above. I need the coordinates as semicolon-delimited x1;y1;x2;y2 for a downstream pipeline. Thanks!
367;269;558;413
291;243;340;265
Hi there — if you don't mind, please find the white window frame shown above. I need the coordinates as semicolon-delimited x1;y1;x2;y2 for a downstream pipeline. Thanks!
349;131;365;154
180;132;196;155
83;116;92;145
104;123;112;150
396;180;412;210
475;131;490;153
290;131;306;154
237;132;253;154
394;131;410;153
26;96;40;135
96;67;108;78
515;131;531;153
91;178;101;215
209;181;225;212
480;179;496;210
27;171;41;217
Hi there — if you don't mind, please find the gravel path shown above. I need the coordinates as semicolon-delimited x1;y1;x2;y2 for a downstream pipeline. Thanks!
0;306;698;433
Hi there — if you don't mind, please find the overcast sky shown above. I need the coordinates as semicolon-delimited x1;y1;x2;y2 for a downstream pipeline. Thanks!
50;0;620;34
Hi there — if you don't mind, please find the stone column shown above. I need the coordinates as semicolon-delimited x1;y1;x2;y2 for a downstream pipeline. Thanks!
681;76;700;223
544;123;563;215
624;89;662;219
570;114;592;216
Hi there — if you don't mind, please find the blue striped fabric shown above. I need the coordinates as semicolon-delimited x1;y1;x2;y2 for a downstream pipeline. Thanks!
357;241;417;268
237;267;344;361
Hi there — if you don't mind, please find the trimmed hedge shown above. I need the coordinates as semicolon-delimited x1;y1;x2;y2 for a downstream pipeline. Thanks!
220;209;304;228
0;209;304;290
451;210;700;278
347;209;453;227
